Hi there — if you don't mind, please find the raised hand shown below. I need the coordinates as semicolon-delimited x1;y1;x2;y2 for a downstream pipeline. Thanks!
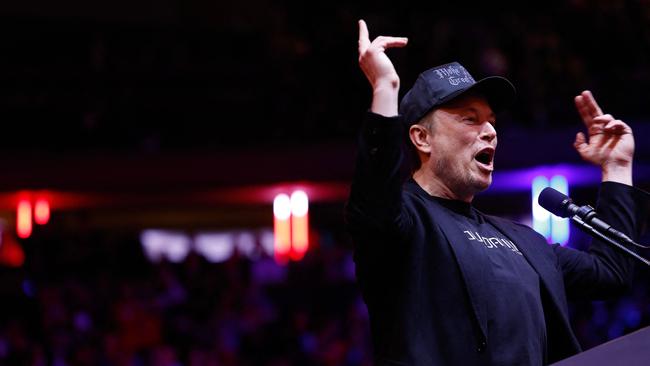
357;19;408;116
573;90;634;184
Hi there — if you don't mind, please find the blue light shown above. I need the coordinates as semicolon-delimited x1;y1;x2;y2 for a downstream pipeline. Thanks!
550;175;570;246
531;174;570;245
532;176;550;241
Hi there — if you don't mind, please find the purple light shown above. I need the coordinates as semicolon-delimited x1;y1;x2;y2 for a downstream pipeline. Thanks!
489;164;600;193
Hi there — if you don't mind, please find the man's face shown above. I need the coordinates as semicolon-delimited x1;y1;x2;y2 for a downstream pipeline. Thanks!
425;93;497;200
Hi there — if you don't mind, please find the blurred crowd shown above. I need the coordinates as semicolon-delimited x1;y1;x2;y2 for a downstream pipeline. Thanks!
0;228;372;366
0;226;648;365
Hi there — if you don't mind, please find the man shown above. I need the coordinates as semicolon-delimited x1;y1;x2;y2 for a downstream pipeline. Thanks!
345;20;647;365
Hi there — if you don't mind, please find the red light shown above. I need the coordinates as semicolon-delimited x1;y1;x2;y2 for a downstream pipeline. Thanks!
0;231;25;267
273;191;310;263
273;194;291;264
34;199;50;225
290;191;309;261
17;200;32;239
290;214;308;260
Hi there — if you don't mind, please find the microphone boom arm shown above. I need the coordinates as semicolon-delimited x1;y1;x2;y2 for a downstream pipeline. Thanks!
570;216;650;267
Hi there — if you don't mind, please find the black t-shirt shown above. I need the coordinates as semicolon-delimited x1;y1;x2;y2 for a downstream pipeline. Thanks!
434;196;547;366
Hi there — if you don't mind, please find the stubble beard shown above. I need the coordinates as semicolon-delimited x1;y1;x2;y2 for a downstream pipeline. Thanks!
434;156;491;200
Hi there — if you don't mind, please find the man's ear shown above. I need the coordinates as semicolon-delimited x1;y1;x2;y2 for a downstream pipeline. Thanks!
409;124;431;154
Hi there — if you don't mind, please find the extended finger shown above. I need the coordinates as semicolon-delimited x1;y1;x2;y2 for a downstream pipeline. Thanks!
371;35;408;50
580;90;603;117
574;95;592;124
358;19;370;53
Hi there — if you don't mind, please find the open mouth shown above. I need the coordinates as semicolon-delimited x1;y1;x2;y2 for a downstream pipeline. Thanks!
474;147;495;168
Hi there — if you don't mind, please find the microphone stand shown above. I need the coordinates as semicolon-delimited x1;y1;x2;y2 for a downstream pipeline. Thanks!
571;216;650;267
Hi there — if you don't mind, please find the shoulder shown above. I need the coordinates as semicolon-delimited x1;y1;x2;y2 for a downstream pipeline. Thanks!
402;181;448;212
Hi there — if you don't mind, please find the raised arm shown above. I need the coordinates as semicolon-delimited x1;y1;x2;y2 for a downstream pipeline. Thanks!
556;91;642;299
357;19;407;117
345;21;411;237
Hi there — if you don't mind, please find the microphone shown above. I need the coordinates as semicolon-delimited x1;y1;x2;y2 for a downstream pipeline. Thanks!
538;187;650;267
538;187;634;245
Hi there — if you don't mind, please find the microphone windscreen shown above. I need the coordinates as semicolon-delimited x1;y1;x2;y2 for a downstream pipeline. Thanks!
538;187;571;218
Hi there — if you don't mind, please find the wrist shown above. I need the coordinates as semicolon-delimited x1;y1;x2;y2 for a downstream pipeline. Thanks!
372;73;400;91
601;161;633;185
370;78;400;117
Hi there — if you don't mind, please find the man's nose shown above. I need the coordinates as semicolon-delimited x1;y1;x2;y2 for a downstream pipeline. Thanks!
480;122;497;142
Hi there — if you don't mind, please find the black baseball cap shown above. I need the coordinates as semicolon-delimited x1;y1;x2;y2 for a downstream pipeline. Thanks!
399;62;516;126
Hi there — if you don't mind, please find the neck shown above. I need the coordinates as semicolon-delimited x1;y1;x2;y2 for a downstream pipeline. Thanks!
412;169;474;203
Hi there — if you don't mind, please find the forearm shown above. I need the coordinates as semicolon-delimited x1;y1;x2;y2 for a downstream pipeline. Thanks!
559;182;647;299
583;182;643;294
346;112;409;231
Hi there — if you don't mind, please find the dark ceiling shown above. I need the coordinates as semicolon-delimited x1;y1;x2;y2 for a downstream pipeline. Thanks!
0;1;649;193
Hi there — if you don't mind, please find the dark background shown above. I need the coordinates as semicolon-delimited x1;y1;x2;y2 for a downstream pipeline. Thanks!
0;1;649;365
